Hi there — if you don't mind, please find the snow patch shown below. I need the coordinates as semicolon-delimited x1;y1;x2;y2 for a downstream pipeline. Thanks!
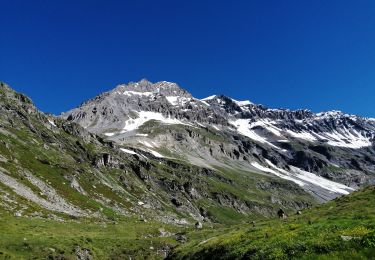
289;166;354;195
120;148;138;155
121;111;189;132
166;96;191;106
230;119;281;150
199;100;211;106
285;127;372;149
316;110;344;118
256;159;354;195
321;128;372;149
249;120;283;137
48;119;56;127
285;130;317;142
139;140;154;148
136;133;148;137
251;161;305;186
231;98;252;106
201;95;216;101
122;91;154;97
147;149;164;158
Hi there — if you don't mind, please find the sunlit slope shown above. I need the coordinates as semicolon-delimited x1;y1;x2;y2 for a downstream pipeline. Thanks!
169;185;375;259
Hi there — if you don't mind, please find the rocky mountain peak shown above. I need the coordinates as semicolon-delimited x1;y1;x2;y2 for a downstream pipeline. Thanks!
202;94;253;106
61;79;375;156
114;79;192;98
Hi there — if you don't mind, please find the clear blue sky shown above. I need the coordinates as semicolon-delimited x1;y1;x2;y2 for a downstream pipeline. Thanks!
1;0;374;117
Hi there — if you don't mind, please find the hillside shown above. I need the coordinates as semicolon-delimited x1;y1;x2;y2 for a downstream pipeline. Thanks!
0;184;374;259
169;186;375;259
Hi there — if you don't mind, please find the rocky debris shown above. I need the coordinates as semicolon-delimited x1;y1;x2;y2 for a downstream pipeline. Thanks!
183;182;201;199
175;233;188;243
60;121;96;144
278;208;287;219
0;170;86;217
14;211;22;217
94;153;108;167
0;154;7;163
69;177;87;195
340;235;360;241
74;246;93;260
23;171;88;216
212;192;251;214
195;221;203;229
158;228;173;237
199;207;209;218
157;244;173;259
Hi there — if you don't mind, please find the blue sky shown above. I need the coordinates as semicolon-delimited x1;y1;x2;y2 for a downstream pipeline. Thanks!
0;0;374;117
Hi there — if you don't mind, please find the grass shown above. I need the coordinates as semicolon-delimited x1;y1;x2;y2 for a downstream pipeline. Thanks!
0;208;180;259
1;187;374;259
169;185;375;259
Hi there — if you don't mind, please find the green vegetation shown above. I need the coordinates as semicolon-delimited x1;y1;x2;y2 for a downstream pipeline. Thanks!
170;186;375;259
0;208;179;259
1;186;374;259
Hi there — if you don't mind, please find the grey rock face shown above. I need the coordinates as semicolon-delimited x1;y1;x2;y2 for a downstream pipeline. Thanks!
62;80;375;149
61;80;227;133
60;79;375;203
115;79;193;98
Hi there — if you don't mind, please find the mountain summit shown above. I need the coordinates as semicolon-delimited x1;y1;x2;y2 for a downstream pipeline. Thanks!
115;79;193;97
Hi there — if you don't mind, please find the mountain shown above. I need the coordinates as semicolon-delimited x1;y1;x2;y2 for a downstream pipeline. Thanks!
0;80;374;259
62;79;375;202
0;81;316;226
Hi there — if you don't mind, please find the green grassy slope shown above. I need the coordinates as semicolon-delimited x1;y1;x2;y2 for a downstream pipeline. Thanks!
0;207;180;259
0;186;373;259
169;186;375;259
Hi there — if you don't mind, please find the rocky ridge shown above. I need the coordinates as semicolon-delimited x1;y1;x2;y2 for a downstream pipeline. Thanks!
62;79;375;202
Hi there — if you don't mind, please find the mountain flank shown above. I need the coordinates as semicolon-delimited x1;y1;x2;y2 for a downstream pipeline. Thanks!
0;80;374;259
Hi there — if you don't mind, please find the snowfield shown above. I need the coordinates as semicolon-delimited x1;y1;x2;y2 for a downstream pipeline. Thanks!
121;111;190;133
122;90;154;97
251;160;354;197
229;119;282;149
120;148;138;155
166;96;191;106
231;118;373;149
